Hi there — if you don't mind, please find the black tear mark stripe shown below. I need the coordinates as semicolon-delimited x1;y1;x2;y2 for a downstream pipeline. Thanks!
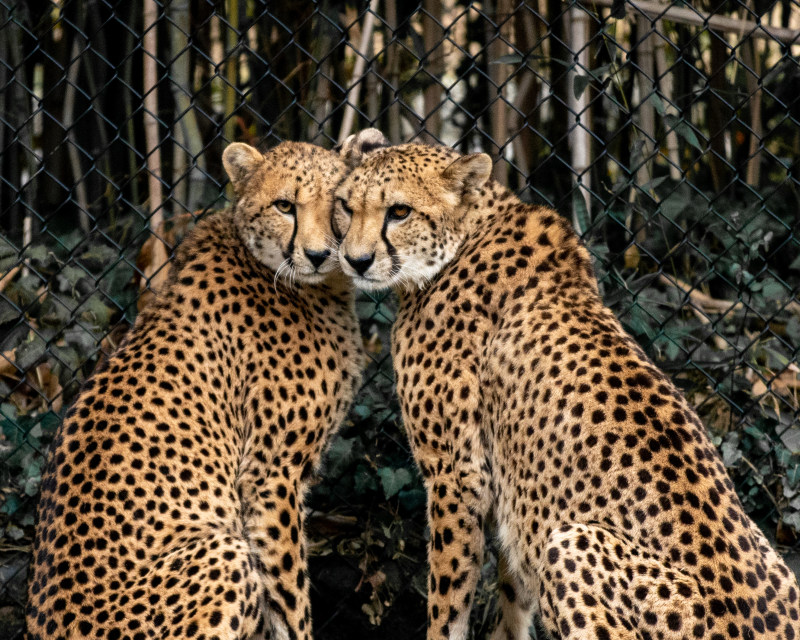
381;208;400;272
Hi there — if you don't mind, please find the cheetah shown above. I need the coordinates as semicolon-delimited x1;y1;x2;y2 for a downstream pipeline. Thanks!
27;141;364;640
334;132;800;640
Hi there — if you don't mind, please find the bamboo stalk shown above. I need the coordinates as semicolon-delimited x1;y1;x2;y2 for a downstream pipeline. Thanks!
338;0;380;144
488;0;512;184
142;0;169;289
635;14;656;192
566;5;592;226
581;0;800;43
742;37;763;188
384;0;402;143
63;30;90;232
654;21;681;181
421;0;444;141
168;0;206;212
224;0;239;144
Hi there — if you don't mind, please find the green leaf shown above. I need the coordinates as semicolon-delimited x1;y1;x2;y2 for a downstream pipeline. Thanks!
760;279;786;300
641;176;668;193
571;190;590;236
663;114;703;151
648;93;667;115
25;244;53;265
0;494;21;515
354;465;377;495
79;244;119;271
780;428;800;455
24;473;41;496
376;467;413;499
352;403;372;419
79;295;116;327
399;488;425;511
326;436;354;462
492;53;524;65
0;234;17;259
721;438;743;467
573;74;593;100
15;335;47;370
0;298;19;325
57;265;90;291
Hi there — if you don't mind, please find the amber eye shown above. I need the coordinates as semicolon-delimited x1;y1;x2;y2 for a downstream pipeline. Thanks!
337;198;353;215
387;203;412;220
274;200;295;215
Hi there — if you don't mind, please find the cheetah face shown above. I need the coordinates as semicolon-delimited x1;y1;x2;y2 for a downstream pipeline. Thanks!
223;141;346;284
334;143;492;291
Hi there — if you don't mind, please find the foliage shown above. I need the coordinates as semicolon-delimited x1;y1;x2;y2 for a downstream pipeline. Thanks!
0;213;147;544
586;181;800;542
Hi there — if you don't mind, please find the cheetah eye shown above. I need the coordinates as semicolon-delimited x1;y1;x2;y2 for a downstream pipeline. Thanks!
387;203;412;221
336;198;352;216
273;200;295;215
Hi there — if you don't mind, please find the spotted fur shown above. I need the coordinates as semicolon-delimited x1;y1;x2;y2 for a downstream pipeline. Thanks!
336;140;800;640
27;141;364;640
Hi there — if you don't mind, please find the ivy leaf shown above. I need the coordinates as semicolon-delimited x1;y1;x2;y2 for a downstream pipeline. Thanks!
354;465;378;495
0;298;19;325
780;428;800;455
760;279;786;301
376;467;413;499
399;488;425;511
15;336;47;371
79;295;116;327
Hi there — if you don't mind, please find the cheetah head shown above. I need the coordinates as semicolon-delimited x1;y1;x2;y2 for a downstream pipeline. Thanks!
334;138;493;291
223;141;346;284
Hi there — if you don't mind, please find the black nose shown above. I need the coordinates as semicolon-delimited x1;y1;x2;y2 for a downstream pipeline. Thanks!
304;249;330;269
345;253;375;276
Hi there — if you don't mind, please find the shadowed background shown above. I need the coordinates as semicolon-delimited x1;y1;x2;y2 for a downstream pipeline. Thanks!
1;1;800;637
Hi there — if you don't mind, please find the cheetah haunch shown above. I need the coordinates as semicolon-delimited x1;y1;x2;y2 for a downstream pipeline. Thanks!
27;141;363;640
335;133;800;640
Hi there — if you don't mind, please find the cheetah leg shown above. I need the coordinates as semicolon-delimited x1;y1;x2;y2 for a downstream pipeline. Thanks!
424;460;492;640
489;551;535;640
537;523;703;640
243;476;312;640
141;532;268;640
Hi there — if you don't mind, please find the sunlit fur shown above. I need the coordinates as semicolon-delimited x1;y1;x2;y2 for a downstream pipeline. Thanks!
224;141;346;285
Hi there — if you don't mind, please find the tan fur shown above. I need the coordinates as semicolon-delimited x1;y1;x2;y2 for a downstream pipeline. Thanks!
27;142;364;640
336;141;800;640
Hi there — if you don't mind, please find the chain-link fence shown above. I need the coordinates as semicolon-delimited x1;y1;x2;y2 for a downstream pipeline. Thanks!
2;0;800;637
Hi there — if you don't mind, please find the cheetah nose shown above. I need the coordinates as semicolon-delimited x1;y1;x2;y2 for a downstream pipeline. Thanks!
304;249;330;269
345;253;375;276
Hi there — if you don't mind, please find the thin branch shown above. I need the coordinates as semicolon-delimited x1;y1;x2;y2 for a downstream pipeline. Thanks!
659;274;800;316
338;0;380;145
582;0;800;43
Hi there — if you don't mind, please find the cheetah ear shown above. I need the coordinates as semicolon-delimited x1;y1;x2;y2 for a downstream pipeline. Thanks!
442;153;493;191
336;128;390;168
223;143;264;192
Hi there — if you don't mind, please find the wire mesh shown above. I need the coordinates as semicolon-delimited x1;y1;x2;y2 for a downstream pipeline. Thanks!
1;1;800;638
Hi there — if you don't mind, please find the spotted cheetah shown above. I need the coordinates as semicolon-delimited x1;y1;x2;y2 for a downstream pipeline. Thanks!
334;132;800;640
27;141;364;640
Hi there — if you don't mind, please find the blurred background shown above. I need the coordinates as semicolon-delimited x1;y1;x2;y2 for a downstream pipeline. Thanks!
1;1;799;637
